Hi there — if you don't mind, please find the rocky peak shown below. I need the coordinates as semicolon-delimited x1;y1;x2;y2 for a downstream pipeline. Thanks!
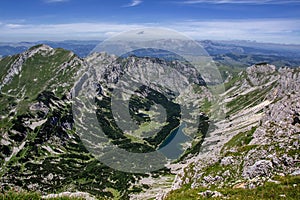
0;44;54;90
246;63;276;75
246;63;278;86
87;53;206;88
27;44;54;56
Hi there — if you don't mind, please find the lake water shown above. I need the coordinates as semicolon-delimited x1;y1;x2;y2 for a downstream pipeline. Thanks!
158;123;191;160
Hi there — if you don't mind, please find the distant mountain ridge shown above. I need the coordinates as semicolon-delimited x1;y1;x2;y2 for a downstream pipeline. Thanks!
0;40;100;58
1;40;300;67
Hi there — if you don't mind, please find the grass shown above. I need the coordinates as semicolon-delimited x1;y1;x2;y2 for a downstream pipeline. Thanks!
0;47;81;115
226;87;268;116
0;190;86;200
104;188;121;200
226;79;277;116
224;72;243;91
0;55;19;81
192;84;203;94
0;191;40;200
200;98;212;113
217;65;243;91
133;121;167;137
165;175;300;200
222;126;256;152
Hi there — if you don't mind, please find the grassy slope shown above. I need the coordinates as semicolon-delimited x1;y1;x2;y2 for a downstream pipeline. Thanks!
166;175;300;200
0;47;159;199
0;191;86;200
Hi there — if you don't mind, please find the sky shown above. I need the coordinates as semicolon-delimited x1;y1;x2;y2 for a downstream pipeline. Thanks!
0;0;300;44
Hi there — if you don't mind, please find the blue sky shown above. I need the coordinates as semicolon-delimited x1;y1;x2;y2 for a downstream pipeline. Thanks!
0;0;300;43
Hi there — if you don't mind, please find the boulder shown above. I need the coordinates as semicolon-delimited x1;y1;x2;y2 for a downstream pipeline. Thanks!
242;160;273;179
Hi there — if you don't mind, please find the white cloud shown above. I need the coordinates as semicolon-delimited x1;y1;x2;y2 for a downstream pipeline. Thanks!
170;19;300;43
5;24;25;28
0;22;145;41
0;19;299;44
124;0;143;7
182;0;300;4
44;0;69;3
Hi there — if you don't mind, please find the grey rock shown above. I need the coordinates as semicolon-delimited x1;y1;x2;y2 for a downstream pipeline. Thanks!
242;160;273;179
220;156;234;166
198;190;223;198
223;170;231;177
246;64;277;86
267;154;280;166
290;169;300;176
202;175;223;186
281;154;294;167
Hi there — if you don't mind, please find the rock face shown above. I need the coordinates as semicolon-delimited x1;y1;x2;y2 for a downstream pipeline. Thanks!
167;64;300;196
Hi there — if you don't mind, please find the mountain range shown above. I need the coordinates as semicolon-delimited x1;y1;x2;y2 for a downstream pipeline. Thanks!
1;40;300;68
0;43;299;199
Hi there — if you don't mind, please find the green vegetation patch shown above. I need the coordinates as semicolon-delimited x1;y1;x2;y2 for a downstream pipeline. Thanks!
0;190;86;200
222;126;256;153
166;175;300;200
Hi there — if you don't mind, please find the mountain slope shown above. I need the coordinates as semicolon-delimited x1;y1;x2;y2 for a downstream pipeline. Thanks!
164;64;300;199
0;46;208;199
0;46;299;200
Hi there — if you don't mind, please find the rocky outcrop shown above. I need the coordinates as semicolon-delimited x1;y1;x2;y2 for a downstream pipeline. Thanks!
167;64;300;197
220;156;234;166
246;63;277;86
242;160;273;179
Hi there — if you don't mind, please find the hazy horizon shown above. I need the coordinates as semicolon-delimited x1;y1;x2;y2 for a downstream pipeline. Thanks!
2;38;300;47
1;0;300;44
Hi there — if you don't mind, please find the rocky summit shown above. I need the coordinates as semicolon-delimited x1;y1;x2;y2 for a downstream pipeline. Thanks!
0;45;299;199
